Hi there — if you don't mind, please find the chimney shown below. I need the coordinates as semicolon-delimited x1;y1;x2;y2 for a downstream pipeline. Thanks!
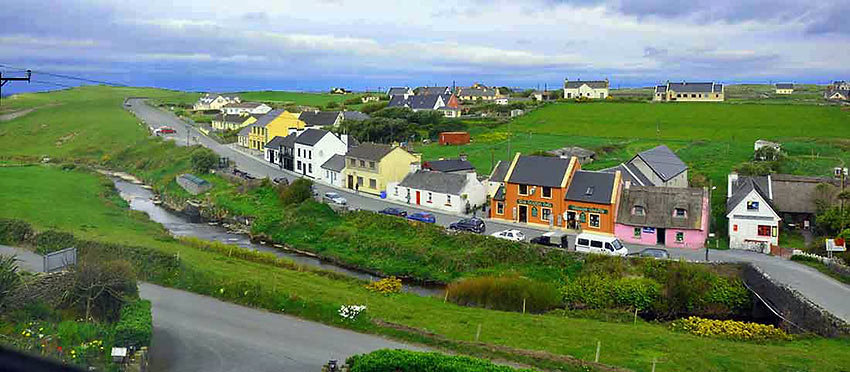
410;162;421;174
341;134;349;148
466;171;478;183
459;153;468;162
728;173;738;198
625;180;631;190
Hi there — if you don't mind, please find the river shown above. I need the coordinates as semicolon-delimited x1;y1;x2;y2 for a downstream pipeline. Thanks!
112;178;444;297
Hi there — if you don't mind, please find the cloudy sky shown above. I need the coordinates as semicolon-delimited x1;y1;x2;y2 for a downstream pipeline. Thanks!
1;0;848;94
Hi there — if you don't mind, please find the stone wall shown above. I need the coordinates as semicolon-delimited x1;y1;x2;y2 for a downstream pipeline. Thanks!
743;264;850;337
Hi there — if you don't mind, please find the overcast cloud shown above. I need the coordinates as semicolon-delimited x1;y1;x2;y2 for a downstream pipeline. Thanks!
0;0;847;93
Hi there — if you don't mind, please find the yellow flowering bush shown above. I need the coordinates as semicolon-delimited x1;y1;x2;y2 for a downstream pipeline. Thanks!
365;276;402;295
671;316;792;341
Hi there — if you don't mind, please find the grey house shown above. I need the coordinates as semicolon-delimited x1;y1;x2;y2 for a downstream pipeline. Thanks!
603;145;688;188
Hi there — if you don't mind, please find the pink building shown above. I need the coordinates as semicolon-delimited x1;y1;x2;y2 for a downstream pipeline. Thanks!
614;186;709;249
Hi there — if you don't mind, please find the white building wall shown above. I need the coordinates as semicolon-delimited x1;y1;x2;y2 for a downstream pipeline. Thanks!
294;134;348;180
727;189;780;253
322;169;343;187
386;174;487;214
564;84;609;99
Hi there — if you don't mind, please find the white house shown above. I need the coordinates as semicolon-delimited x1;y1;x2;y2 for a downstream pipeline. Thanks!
564;79;610;99
321;154;346;187
387;170;487;214
222;102;272;115
726;174;780;253
293;128;350;179
194;93;241;111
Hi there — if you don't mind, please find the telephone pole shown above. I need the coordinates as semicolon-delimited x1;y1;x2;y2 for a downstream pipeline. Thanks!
0;69;32;106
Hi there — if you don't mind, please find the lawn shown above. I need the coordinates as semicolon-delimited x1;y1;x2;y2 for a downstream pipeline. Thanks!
233;90;367;108
1;164;849;372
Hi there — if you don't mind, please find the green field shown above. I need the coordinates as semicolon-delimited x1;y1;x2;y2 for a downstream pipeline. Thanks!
1;164;849;372
233;90;369;108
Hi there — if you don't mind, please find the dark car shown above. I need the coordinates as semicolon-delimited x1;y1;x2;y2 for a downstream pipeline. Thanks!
530;231;569;248
407;212;436;224
272;177;289;185
448;217;485;234
379;207;408;217
627;248;670;259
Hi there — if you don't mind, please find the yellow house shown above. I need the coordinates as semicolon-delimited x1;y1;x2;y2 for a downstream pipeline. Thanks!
775;83;794;95
212;113;261;131
237;109;306;150
342;143;421;196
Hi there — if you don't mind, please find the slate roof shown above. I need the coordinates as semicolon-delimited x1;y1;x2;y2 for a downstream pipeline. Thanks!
387;95;442;110
564;170;616;204
489;160;509;182
617;186;706;229
223;102;265;109
423;159;475;173
295;128;329;146
493;185;506;200
346;143;395;161
253;109;286;128
213;114;250;124
770;174;840;214
565;80;609;89
602;163;652;186
321;154;346;172
280;132;297;149
775;83;794;90
667;82;723;93
387;87;412;96
399;170;469;195
264;135;287;149
343;111;369;121
726;176;774;213
460;87;497;97
299;111;340;127
655;85;668;93
507;155;571;188
417;86;450;95
237;123;255;136
631;145;688;182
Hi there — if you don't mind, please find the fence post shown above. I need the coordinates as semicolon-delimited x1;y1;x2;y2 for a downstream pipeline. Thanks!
522;298;526;314
444;291;449;303
475;324;482;342
594;340;601;362
634;307;638;325
651;358;657;372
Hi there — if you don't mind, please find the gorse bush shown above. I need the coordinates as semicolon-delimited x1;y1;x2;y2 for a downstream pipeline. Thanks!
365;277;402;295
671;316;791;342
347;349;539;372
447;276;561;313
114;299;152;347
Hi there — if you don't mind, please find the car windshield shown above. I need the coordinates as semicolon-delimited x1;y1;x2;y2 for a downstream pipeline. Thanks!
611;240;623;250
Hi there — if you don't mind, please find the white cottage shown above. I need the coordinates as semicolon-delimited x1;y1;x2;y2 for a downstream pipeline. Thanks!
726;174;780;253
387;170;487;214
293;128;350;180
321;154;346;187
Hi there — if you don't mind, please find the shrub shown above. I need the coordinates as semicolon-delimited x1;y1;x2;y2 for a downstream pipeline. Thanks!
671;316;792;342
114;299;152;347
365;277;402;295
644;261;750;319
31;230;76;254
562;275;660;310
447;276;561;313
278;178;314;205
190;147;218;174
0;218;33;245
347;349;538;372
0;254;21;308
70;260;138;321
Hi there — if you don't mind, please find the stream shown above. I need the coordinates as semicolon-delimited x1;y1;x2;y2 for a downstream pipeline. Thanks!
112;178;444;297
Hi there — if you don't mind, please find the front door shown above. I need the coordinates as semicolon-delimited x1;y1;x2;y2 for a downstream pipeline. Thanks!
657;228;666;245
416;191;421;205
567;211;577;229
519;205;528;223
347;175;354;190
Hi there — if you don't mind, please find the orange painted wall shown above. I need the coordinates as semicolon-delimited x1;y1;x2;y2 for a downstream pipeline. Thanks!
563;200;616;234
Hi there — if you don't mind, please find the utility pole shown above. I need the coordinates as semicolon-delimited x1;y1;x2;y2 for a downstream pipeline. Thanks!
0;70;32;106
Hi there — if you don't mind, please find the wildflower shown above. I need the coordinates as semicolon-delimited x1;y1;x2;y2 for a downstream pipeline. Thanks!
338;305;367;320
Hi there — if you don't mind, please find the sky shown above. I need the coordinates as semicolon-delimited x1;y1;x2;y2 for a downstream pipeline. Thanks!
1;0;848;94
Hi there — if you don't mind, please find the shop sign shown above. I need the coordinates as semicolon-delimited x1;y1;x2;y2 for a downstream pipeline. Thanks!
568;205;608;214
518;199;553;208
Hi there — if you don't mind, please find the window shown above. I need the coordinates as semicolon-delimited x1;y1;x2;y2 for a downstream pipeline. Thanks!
676;232;684;242
297;161;302;170
746;201;759;210
357;176;363;186
589;213;600;228
518;184;528;196
446;196;452;206
308;164;313;173
677;94;682;98
394;187;399;196
298;148;301;157
604;242;613;251
308;150;312;159
349;158;356;166
757;225;771;237
633;206;645;216
359;160;366;167
427;192;433;202
590;240;603;249
585;186;594;196
674;208;687;218
541;207;551;222
497;202;504;215
531;207;538;217
577;238;589;246
634;227;641;238
369;161;376;169
369;178;377;189
542;186;552;198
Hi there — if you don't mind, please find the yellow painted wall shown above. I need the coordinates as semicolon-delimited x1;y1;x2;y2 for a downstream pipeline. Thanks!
266;112;306;139
343;147;421;195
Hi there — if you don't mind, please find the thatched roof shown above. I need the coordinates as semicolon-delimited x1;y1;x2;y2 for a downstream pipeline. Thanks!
617;186;706;229
771;174;840;214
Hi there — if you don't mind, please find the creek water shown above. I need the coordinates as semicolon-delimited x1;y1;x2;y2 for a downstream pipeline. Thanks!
113;178;444;297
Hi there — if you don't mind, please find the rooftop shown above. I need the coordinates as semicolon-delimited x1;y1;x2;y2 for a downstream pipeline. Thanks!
399;170;471;195
423;158;475;173
617;186;706;229
507;155;571;188
564;170;616;204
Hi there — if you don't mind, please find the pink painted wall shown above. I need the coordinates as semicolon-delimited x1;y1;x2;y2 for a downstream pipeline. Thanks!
614;191;709;249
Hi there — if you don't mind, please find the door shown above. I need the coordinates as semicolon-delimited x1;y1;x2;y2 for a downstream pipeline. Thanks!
347;175;354;190
657;228;666;245
416;191;421;205
566;211;577;229
519;205;528;223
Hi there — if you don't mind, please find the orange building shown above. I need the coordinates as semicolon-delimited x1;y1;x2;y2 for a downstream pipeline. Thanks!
490;153;621;234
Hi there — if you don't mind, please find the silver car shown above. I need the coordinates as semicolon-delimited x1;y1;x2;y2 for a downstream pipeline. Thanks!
322;192;347;206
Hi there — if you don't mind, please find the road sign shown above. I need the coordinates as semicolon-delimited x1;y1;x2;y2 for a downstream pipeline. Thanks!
826;239;846;252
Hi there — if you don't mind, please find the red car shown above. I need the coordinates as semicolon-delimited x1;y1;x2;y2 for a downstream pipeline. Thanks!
156;126;176;135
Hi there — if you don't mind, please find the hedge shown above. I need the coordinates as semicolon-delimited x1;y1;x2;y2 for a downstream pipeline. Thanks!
0;218;33;245
562;275;660;311
346;349;538;372
114;299;153;347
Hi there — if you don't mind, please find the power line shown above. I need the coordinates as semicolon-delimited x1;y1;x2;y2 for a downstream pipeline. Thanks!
0;63;128;87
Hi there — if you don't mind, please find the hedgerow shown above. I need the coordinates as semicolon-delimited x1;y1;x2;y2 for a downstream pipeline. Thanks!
113;299;152;347
346;349;539;372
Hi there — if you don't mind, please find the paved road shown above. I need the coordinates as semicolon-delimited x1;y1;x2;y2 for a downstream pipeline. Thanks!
141;283;419;372
0;244;42;272
125;99;850;324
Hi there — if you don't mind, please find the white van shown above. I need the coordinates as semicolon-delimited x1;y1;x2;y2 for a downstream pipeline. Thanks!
574;233;628;256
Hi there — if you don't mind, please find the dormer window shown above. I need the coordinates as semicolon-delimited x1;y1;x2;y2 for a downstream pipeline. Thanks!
633;206;645;216
674;208;687;218
585;186;594;196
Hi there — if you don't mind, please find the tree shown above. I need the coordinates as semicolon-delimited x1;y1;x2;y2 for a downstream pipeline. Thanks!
326;101;340;109
754;146;782;161
191;148;218;174
71;260;137;321
278;178;314;205
361;102;388;114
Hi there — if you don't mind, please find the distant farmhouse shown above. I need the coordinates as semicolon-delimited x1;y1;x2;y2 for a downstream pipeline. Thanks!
194;93;241;111
457;84;503;101
563;79;610;99
387;88;460;118
774;83;794;95
222;102;272;115
654;82;724;102
825;80;849;101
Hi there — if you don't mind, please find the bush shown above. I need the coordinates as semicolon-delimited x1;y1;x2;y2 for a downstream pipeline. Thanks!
31;230;76;255
70;260;138;321
0;255;21;308
347;349;538;372
365;277;402;295
447;276;561;313
0;218;33;245
644;261;750;319
278;178;314;205
114;299;152;347
190;147;218;174
671;316;792;341
562;275;660;311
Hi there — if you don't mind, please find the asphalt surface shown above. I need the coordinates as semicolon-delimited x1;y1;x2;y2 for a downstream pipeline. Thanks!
125;99;850;324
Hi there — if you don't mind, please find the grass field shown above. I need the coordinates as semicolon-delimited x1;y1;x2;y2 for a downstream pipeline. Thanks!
1;164;849;372
232;90;369;108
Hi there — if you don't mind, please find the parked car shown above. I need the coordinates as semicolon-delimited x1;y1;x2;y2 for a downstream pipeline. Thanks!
378;207;407;217
491;229;525;242
574;233;628;256
627;248;670;259
322;192;347;206
407;212;436;224
272;177;288;185
155;126;176;134
448;217;485;234
530;231;568;248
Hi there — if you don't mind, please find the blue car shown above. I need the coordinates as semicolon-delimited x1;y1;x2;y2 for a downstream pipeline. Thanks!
407;212;436;224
